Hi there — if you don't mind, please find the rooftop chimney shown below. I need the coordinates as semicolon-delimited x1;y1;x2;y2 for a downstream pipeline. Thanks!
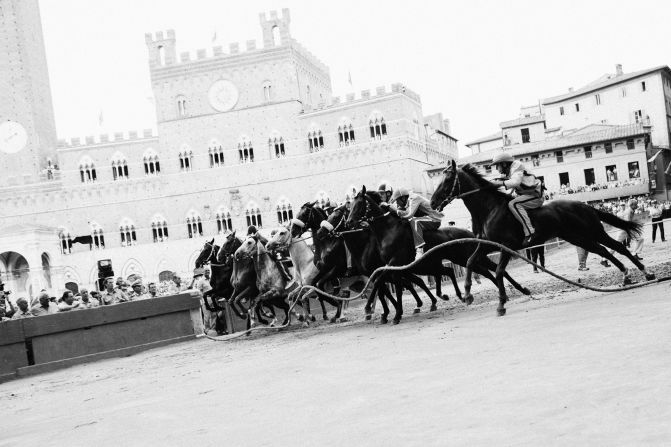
616;64;623;76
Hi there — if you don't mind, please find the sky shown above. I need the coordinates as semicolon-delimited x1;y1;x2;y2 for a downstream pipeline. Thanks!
40;0;671;157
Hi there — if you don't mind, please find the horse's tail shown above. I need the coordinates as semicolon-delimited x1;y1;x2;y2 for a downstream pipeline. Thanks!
595;209;642;239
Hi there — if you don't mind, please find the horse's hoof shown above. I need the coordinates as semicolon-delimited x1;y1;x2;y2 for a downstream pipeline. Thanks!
380;316;388;324
393;318;401;325
623;277;633;285
465;295;474;305
645;273;656;281
323;315;329;321
521;288;531;296
497;308;506;317
440;294;449;301
365;314;372;321
297;314;305;322
310;315;316;323
413;308;421;314
430;304;438;312
329;317;337;323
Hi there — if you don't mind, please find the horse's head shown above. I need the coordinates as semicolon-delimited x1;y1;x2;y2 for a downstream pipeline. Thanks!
346;186;368;228
430;159;460;211
195;238;216;268
316;205;347;240
216;230;241;263
267;226;292;251
234;236;257;261
291;201;322;238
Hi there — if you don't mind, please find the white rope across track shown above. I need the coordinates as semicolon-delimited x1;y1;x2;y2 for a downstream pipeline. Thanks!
205;237;670;341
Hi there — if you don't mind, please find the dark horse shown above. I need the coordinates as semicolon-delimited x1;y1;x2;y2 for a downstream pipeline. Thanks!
348;186;531;306
193;238;235;334
290;202;345;322
430;160;655;316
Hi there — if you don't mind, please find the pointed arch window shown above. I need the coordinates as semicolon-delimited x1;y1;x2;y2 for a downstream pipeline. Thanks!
209;140;224;167
276;198;294;225
186;211;203;239
78;156;97;183
269;135;286;158
245;202;263;228
369;115;387;140
90;222;105;249
308;130;324;152
216;207;234;234
179;147;193;172
262;80;273;102
238;140;254;163
177;96;187;117
119;219;137;247
338;122;356;147
151;215;169;243
59;230;72;254
143;148;160;175
111;152;129;180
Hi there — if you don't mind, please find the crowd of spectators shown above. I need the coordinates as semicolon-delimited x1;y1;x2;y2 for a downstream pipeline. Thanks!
590;195;671;218
0;271;208;323
547;178;647;199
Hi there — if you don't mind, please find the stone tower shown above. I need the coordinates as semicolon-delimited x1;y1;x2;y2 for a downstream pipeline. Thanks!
0;0;58;186
259;8;291;48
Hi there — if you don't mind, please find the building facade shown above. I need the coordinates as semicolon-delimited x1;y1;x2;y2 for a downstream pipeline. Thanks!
0;7;457;297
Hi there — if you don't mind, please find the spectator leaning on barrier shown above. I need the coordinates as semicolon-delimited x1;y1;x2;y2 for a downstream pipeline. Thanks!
146;282;159;299
57;290;80;312
31;292;59;316
101;277;130;305
78;289;99;309
11;298;32;319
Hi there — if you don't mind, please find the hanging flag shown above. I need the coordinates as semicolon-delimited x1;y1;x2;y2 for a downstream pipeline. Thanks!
348;71;352;86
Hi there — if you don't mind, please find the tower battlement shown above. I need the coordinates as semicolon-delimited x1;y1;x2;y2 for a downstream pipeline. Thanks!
57;129;157;149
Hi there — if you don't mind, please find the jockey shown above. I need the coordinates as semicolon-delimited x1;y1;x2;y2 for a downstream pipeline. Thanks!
378;183;393;205
490;152;544;246
390;187;444;257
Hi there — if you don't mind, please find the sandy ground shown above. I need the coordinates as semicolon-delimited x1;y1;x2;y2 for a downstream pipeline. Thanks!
2;241;670;447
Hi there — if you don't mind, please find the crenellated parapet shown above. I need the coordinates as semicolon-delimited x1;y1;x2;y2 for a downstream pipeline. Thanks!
57;129;157;149
303;83;422;114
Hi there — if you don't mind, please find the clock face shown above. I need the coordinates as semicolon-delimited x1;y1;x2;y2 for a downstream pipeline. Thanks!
0;121;28;154
208;79;239;112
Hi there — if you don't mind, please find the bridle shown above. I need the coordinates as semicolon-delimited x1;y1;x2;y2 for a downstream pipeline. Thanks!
437;169;488;210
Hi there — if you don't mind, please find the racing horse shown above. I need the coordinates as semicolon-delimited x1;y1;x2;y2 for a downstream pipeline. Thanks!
267;224;345;323
430;160;656;316
193;238;230;334
347;188;456;323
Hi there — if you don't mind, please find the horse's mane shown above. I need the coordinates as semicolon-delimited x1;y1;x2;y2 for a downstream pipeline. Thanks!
365;190;383;204
461;163;509;200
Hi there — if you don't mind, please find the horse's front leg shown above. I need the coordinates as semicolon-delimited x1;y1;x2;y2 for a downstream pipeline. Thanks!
463;242;483;305
494;252;512;316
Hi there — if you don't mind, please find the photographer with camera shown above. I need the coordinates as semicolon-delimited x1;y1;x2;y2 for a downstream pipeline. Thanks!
0;280;17;320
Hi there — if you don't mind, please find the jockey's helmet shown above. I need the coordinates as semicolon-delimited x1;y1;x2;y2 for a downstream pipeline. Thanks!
491;152;514;165
247;225;258;235
390;187;410;203
378;183;393;193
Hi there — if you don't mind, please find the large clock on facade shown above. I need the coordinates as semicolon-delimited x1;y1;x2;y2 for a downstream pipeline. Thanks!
208;79;239;112
0;120;28;154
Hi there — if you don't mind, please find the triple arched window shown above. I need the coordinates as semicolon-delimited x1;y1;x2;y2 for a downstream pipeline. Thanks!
216;207;233;234
276;198;294;225
90;221;105;249
308;130;324;152
151;215;169;243
245;202;263;228
338;123;355;147
179;147;193;171
369;115;387;140
119;218;137;247
111;152;129;180
186;211;203;239
79;156;97;183
143;148;160;175
238;138;254;163
209;140;224;167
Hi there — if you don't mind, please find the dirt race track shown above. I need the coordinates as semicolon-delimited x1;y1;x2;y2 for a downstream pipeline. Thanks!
2;242;671;447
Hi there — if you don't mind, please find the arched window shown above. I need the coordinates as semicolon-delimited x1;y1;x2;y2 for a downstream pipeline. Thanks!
315;191;330;208
111;152;129;180
78;156;97;183
269;134;285;158
119;218;137;247
158;45;165;65
90;221;105;249
338;119;356;147
276;197;294;225
369;113;388;140
308;129;324;152
143;148;160;175
176;96;187;117
208;139;224;167
272;25;281;47
179;145;193;172
59;229;72;254
151;214;169;243
238;136;254;163
186;210;203;239
262;80;273;102
245;201;263;228
216;207;233;234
